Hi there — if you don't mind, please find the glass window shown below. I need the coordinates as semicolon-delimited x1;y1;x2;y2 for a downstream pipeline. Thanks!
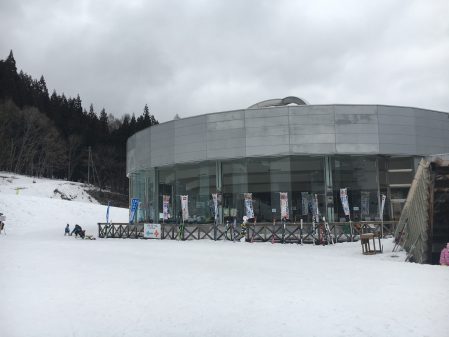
388;157;414;170
246;157;291;222
222;159;247;223
290;156;325;223
175;162;216;224
388;171;414;185
378;156;415;221
158;167;175;223
332;156;378;221
129;170;154;223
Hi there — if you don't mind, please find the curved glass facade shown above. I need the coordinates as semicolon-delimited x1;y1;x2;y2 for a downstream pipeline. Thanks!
129;155;417;224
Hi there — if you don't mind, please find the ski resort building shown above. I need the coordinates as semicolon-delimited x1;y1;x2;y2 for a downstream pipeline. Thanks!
126;97;449;225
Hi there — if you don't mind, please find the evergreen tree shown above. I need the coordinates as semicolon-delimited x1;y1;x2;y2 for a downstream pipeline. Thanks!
5;50;17;73
0;51;159;195
38;75;48;96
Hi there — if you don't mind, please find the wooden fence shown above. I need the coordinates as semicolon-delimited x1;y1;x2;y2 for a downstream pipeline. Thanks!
98;221;397;243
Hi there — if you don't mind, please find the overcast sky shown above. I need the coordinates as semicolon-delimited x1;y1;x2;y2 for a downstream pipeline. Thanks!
1;0;448;122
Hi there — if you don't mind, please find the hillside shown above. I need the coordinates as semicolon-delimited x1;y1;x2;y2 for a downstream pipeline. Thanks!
0;171;98;203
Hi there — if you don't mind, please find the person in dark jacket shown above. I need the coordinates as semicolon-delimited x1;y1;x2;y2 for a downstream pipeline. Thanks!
71;224;82;237
64;224;70;236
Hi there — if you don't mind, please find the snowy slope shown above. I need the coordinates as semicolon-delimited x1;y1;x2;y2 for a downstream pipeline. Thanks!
0;171;97;203
1;174;449;337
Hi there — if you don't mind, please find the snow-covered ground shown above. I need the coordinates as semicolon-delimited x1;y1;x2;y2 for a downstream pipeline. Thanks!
0;171;97;203
1;174;448;337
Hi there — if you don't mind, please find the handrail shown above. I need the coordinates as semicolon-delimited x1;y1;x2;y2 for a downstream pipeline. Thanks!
98;221;398;242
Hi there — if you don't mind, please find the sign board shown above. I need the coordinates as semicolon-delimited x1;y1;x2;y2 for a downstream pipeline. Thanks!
0;215;5;221
144;223;161;239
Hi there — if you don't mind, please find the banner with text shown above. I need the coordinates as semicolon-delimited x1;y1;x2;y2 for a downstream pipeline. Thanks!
181;195;189;221
339;188;350;217
280;192;289;219
212;193;222;221
244;193;254;219
129;198;139;223
162;195;170;220
313;194;320;222
301;192;309;215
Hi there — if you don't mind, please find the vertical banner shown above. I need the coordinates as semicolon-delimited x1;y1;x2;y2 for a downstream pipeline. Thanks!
162;195;170;220
339;188;350;217
380;194;386;220
301;192;309;215
244;193;254;219
280;192;289;219
313;194;320;222
212;193;219;220
217;193;222;222
361;192;370;218
106;201;110;224
180;195;189;221
129;198;139;223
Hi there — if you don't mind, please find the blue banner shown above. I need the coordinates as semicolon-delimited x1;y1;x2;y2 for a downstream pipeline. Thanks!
106;201;110;224
129;198;140;223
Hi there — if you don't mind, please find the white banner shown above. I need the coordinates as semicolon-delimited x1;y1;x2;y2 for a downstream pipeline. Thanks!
212;193;218;220
380;194;386;220
244;193;254;219
313;194;320;222
301;192;309;215
180;195;189;221
280;192;289;219
143;223;161;239
162;195;170;220
340;188;350;217
361;192;370;218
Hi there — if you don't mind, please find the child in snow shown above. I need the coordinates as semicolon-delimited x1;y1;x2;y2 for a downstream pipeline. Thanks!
440;243;449;266
65;224;70;236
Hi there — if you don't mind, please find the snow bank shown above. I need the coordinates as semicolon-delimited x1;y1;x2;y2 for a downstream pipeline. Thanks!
0;171;97;203
0;174;448;337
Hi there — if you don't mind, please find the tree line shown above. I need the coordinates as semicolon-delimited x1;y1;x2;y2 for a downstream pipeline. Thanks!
0;50;158;194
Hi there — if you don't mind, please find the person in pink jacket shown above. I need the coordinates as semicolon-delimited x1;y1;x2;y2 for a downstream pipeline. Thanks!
440;243;449;266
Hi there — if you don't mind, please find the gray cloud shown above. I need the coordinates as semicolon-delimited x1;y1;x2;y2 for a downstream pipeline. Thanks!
1;0;448;122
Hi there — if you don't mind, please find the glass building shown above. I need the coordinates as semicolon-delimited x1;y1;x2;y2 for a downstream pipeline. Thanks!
127;98;449;224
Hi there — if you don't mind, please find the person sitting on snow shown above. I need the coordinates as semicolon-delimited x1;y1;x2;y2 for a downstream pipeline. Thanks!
64;224;70;236
440;243;449;266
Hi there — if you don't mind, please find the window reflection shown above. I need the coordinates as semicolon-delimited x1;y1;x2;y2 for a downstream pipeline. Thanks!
129;155;416;224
